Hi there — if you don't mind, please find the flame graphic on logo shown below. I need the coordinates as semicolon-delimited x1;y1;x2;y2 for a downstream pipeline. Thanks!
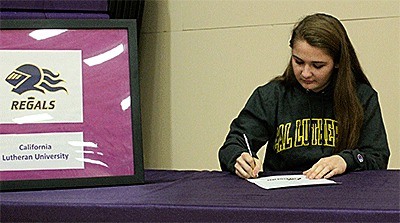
5;64;67;95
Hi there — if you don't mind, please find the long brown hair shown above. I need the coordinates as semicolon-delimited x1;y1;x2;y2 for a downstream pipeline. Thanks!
277;13;371;153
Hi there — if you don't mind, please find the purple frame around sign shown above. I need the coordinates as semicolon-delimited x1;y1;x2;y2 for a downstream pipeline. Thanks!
0;29;134;181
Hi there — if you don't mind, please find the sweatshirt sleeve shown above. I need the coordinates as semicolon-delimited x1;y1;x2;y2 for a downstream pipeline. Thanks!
338;87;390;171
218;85;275;173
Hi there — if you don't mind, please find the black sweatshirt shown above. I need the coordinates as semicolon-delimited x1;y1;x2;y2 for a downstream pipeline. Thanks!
218;80;390;173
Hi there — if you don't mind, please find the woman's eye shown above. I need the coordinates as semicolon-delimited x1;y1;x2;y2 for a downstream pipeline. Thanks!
313;64;324;69
294;60;303;65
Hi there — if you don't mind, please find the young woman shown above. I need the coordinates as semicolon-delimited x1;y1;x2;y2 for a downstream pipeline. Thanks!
218;13;390;179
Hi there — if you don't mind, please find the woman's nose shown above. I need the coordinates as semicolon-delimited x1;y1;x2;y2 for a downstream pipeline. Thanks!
301;65;313;78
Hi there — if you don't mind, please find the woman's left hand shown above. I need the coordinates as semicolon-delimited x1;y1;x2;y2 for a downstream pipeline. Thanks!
303;155;347;179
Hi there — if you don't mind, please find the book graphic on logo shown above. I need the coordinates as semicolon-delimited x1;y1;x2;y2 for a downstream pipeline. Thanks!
6;64;68;95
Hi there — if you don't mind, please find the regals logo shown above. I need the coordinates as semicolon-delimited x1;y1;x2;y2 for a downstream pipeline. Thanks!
6;63;67;95
5;64;68;111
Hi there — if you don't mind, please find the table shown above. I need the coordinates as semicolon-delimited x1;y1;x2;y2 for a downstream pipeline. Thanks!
1;170;399;222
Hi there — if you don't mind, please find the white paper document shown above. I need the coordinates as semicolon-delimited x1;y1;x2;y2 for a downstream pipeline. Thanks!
247;174;338;190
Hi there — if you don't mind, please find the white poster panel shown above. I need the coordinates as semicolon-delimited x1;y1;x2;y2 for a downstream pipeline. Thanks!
0;50;83;124
0;132;85;171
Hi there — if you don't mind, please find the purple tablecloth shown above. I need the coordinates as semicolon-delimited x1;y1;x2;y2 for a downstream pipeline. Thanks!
0;12;109;19
0;0;108;11
1;170;399;222
0;0;109;19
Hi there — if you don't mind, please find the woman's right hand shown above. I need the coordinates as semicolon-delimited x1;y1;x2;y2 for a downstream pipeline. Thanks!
234;152;261;179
